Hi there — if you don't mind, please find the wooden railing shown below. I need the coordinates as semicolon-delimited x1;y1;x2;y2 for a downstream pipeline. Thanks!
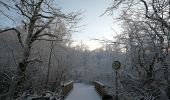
93;81;113;100
62;80;73;97
93;81;106;97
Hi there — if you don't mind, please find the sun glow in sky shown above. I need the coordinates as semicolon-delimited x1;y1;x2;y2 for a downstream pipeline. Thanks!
56;0;121;50
0;0;121;50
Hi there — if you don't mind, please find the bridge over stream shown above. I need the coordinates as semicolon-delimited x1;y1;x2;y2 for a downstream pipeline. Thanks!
65;83;101;100
62;81;112;100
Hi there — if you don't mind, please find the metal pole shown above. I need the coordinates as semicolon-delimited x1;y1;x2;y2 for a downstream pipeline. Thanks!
115;70;118;100
112;61;121;100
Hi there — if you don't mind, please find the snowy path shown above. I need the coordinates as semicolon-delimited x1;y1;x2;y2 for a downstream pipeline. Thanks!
65;83;101;100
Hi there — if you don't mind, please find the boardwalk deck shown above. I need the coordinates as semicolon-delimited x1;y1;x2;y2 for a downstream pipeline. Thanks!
65;83;101;100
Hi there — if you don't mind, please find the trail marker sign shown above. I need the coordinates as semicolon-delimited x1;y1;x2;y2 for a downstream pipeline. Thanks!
112;61;121;70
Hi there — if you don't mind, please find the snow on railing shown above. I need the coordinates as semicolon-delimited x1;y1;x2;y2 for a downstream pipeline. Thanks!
93;81;113;100
62;80;73;98
93;81;106;97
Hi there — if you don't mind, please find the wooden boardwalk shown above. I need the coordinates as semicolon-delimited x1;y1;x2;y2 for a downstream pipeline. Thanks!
65;83;101;100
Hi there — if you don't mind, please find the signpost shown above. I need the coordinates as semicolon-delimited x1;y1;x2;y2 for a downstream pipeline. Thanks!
112;61;121;100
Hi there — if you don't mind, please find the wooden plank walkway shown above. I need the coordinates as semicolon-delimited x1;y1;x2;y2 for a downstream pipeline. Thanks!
65;83;101;100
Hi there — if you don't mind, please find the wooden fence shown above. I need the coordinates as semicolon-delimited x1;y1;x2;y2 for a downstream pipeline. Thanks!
62;80;73;97
93;81;106;97
93;81;113;100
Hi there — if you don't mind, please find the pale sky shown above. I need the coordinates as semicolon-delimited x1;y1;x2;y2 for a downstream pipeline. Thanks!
0;0;121;50
56;0;121;50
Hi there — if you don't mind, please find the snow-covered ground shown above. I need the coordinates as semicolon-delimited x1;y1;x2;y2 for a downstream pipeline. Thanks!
65;83;101;100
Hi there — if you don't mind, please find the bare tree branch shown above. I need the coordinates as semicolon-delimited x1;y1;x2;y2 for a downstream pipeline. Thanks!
35;38;62;41
0;10;16;22
32;17;56;41
36;33;59;38
0;1;16;10
37;14;54;19
140;0;170;30
27;58;42;63
15;4;31;19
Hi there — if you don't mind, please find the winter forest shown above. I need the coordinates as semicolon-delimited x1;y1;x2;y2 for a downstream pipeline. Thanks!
0;0;170;100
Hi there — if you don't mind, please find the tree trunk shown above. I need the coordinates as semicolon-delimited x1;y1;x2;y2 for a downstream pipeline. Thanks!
45;41;54;90
14;42;32;98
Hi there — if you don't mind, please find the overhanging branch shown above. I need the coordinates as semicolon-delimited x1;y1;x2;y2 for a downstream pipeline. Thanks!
35;38;63;42
36;33;59;38
27;58;42;63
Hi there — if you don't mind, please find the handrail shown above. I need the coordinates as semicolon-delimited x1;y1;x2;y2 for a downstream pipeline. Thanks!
93;81;113;100
63;81;73;86
62;80;73;97
93;81;106;97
